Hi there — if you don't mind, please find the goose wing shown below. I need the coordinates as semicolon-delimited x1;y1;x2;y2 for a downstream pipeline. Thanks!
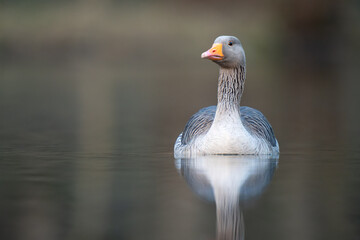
240;106;277;147
181;106;216;145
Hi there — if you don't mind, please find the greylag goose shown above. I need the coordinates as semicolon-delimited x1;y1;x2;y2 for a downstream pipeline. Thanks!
174;36;279;157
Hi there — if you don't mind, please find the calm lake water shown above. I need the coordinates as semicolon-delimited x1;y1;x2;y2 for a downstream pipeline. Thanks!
1;2;360;239
1;139;360;240
1;66;360;240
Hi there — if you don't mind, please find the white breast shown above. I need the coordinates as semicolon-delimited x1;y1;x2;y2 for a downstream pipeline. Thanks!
194;113;264;155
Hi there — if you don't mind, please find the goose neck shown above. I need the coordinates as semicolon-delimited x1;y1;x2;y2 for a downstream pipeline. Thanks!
216;66;246;114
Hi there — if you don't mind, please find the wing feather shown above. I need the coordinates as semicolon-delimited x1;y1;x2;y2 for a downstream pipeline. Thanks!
181;106;216;145
240;106;277;147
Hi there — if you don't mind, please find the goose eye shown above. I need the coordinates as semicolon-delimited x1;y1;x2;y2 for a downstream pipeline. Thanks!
228;41;233;46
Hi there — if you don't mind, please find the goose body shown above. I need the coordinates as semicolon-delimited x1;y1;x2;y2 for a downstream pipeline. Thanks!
174;36;279;157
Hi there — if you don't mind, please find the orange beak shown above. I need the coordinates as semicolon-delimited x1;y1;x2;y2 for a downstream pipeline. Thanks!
201;43;224;61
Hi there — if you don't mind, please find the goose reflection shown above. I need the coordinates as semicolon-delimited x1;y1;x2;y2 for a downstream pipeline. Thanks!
175;155;278;240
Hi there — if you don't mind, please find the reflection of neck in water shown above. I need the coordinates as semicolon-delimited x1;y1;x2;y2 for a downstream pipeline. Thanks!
215;187;244;240
176;155;278;240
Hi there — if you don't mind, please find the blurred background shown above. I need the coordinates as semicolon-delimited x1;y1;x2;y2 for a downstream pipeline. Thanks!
1;0;360;239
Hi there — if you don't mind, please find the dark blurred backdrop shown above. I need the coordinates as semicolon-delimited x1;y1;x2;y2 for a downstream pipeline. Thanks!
1;0;359;151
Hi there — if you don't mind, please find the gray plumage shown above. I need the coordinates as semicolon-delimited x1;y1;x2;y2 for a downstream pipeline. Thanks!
240;106;277;147
181;106;216;145
181;106;277;148
174;35;279;156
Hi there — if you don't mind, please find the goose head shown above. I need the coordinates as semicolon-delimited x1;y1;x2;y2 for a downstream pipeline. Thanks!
201;35;246;68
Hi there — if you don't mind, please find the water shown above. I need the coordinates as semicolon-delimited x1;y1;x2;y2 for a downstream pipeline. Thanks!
1;2;360;239
176;155;279;240
1;143;360;240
